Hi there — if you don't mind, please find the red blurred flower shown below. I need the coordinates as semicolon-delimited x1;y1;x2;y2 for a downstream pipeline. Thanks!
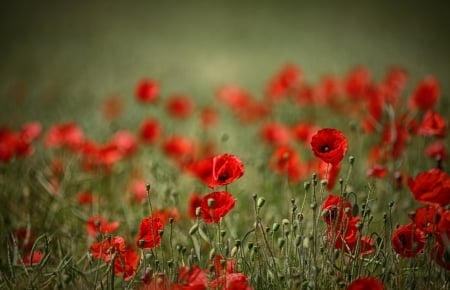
425;141;447;161
409;76;440;111
200;106;219;129
140;118;163;145
209;255;236;277
430;241;450;271
128;178;148;204
260;122;291;147
86;215;120;237
110;130;138;158
165;94;195;119
310;128;348;166
391;223;425;258
383;66;408;107
136;217;164;249
291;122;317;144
381;119;409;160
44;122;84;150
0;128;17;163
407;168;450;206
344;66;371;100
135;79;159;104
417;110;447;138
361;85;384;133
76;191;94;205
172;265;207;290
188;192;203;219
21;250;43;266
366;164;388;179
162;135;196;165
200;191;236;224
153;207;180;224
13;227;35;251
265;63;302;102
101;95;124;120
216;85;251;109
20;122;42;142
268;146;305;183
347;277;384;290
210;273;253;290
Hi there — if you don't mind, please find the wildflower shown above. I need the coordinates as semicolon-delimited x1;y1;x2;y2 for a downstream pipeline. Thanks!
343;66;371;101
44;122;84;150
366;164;388;179
410;205;442;234
409;76;440;111
90;236;126;263
21;250;43;266
425;141;447;161
260;122;291;147
209;255;236;277
110;130;138;158
153;207;180;224
76;191;94;205
268;146;305;183
347;277;384;290
140;118;163;145
265;63;302;102
407;168;450;206
430;241;450;271
310;128;348;166
391;223;425;258
165;94;195;119
200;191;236;224
172;265;208;290
162;135;196;165
86;215;120;237
128;178;148;204
136;217;164;249
291;121;317;144
200;106;219;129
135;79;159;103
210;273;253;290
321;194;352;226
417;110;447;138
188;192;202;219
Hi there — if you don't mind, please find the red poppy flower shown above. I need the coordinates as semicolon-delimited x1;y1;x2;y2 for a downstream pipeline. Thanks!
76;191;94;205
188;192;203;219
347;277;384;290
162;135;196;165
327;216;360;252
20;122;42;142
409;76;440;111
13;227;35;251
153;207;180;224
436;209;450;245
110;130;138;158
0;128;17;163
139;117;163;145
260;122;291;147
136;217;164;249
90;236;126;263
210;273;252;290
425;141;447;161
417;110;447;138
381;119;409;160
383;66;408;107
410;205;442;234
391;223;425;258
408;168;450;206
430;241;450;271
216;85;251;110
366;164;388;179
358;236;376;257
291;122;317;144
172;265;208;290
165;94;195;119
200;191;236;224
265;63;302;102
321;194;353;226
135;79;159;104
128;178;148;204
86;215;120;237
188;154;245;188
343;66;371;100
101;95;124;120
361;85;384;133
44;122;84;150
310;128;348;166
200;106;219;129
209;255;236;277
21;250;43;266
268;146;305;183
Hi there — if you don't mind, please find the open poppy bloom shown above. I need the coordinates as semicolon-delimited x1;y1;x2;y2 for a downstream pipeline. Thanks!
417;110;447;138
86;215;120;237
391;223;425;258
172;266;207;290
200;191;236;224
188;153;245;188
310;128;348;166
136;217;164;249
268;146;305;183
347;277;384;290
90;236;138;281
321;194;352;226
210;273;253;290
408;168;450;206
135;78;159;103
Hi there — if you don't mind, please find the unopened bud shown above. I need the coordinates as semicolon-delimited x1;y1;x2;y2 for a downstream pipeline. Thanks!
208;198;215;208
257;197;266;209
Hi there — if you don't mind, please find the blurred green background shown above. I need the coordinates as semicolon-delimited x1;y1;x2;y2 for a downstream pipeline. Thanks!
1;0;449;127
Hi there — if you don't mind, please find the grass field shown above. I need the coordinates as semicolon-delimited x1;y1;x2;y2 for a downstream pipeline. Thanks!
1;1;449;289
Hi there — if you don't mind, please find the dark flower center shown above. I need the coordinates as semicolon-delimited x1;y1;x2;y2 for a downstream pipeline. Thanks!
321;145;330;153
218;173;229;181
